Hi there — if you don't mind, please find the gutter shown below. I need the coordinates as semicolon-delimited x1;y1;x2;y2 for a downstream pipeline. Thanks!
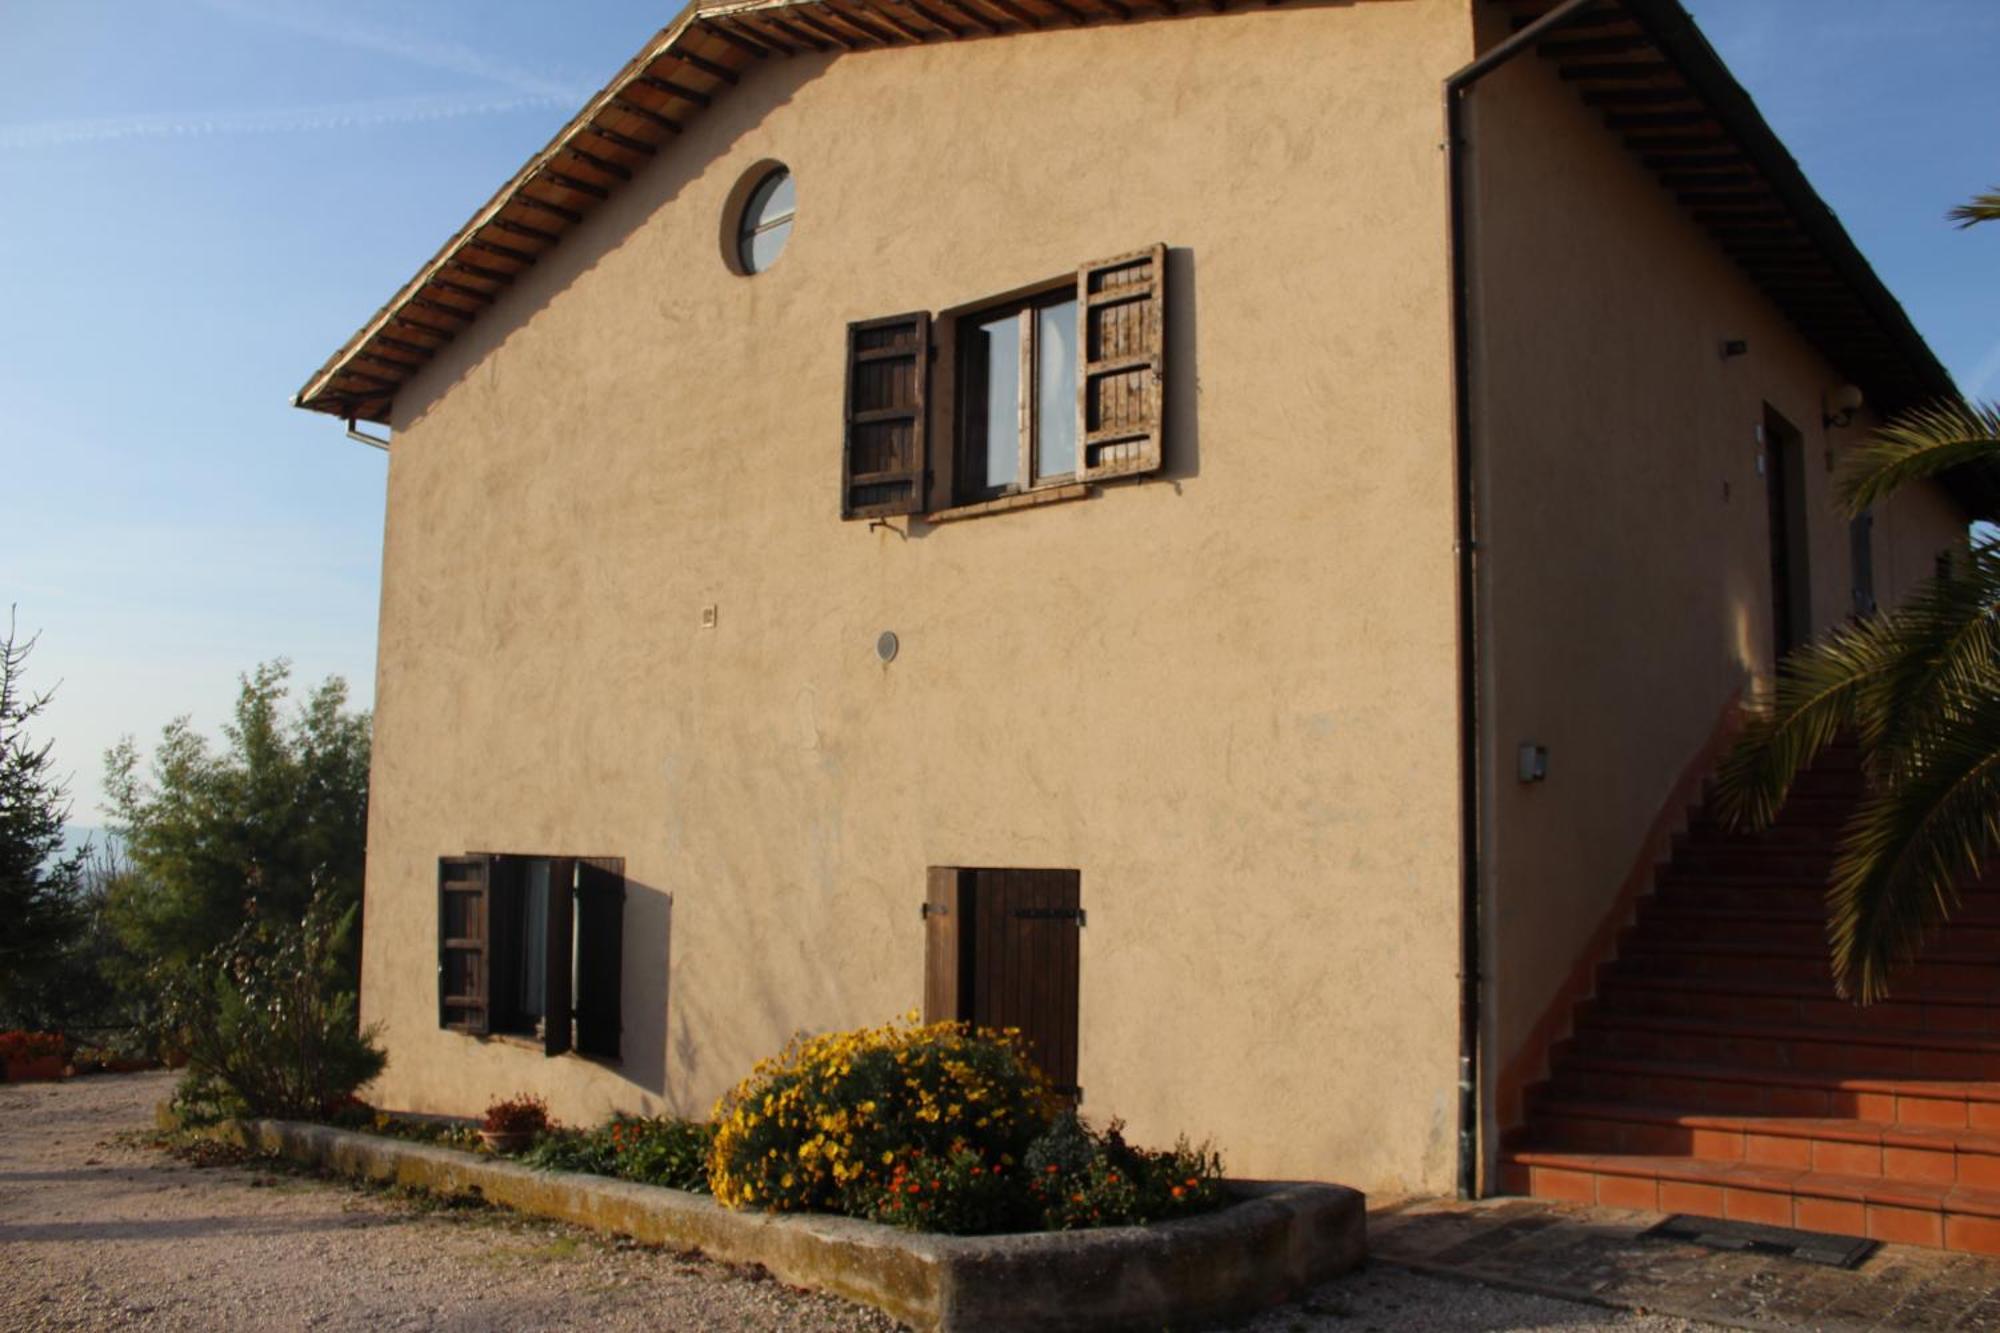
1442;0;1606;1203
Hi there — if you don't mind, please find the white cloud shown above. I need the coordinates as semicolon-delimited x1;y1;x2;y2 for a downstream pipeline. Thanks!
0;91;572;151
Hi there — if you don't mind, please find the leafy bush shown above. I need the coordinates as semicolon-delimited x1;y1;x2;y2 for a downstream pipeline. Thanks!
709;1016;1056;1215
481;1094;550;1135
1023;1112;1225;1231
523;1115;714;1193
854;1145;1027;1234
154;889;385;1120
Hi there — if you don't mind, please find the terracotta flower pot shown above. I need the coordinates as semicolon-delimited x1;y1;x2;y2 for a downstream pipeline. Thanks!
479;1128;536;1155
4;1055;66;1083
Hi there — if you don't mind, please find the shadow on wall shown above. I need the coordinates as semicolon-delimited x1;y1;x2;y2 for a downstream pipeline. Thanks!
611;876;673;1099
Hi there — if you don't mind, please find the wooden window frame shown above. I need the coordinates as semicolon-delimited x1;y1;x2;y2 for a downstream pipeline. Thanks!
438;851;624;1063
945;277;1079;507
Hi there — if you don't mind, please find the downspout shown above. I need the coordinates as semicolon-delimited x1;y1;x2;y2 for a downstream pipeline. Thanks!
345;417;392;451
1443;0;1608;1202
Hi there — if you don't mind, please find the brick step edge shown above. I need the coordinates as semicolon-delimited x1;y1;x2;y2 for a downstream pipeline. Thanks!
1499;1149;2000;1253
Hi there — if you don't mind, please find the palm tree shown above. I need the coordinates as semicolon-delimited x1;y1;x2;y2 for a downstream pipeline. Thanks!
1713;190;2000;1004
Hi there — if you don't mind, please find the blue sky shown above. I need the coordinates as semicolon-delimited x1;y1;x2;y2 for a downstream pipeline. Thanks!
2;1;1996;824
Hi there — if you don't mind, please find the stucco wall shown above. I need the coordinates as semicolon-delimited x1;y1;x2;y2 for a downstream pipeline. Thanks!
1464;45;1970;1129
363;0;1475;1196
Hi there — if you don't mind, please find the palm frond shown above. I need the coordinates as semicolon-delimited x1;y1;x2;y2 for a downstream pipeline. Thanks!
1854;545;2000;776
1714;618;1898;831
1949;189;2000;229
1838;401;2000;516
1826;692;2000;1002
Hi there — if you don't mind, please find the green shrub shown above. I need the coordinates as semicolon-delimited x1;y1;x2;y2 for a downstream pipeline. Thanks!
154;890;385;1120
709;1016;1056;1215
1023;1113;1226;1231
854;1145;1028;1234
522;1115;714;1193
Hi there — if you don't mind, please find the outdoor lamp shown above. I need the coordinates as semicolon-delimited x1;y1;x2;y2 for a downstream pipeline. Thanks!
1823;384;1865;429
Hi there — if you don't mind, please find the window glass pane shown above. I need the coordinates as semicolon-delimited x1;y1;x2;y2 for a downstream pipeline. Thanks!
737;168;794;273
1035;299;1078;480
975;313;1020;491
519;859;549;1020
744;218;791;273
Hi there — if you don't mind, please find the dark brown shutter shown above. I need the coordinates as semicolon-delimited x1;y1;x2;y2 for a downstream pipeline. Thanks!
923;867;970;1024
1076;244;1166;482
843;312;930;519
574;857;626;1060
438;855;494;1035
543;858;576;1056
967;869;1081;1097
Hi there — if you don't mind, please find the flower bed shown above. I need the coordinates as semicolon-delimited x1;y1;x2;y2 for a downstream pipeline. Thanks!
1;1030;67;1082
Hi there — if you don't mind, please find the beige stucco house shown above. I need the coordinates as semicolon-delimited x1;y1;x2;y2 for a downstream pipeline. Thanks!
297;0;1991;1210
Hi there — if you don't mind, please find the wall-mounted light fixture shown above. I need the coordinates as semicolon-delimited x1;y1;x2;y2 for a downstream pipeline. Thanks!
1720;339;1749;360
1823;384;1865;430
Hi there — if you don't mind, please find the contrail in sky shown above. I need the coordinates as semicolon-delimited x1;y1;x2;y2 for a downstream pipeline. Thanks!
0;92;573;151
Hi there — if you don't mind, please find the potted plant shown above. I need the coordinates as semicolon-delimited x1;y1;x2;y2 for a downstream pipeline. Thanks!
479;1093;551;1154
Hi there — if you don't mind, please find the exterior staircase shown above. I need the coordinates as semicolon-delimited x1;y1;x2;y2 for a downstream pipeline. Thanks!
1501;744;2000;1256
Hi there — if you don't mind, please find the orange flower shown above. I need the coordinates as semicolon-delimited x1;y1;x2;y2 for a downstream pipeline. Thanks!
1171;1186;1185;1199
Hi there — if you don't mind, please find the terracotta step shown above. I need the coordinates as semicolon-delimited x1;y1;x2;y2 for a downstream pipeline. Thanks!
1592;975;2000;1036
1545;1055;2000;1129
1565;1011;2000;1080
1651;883;2000;922
1611;934;1999;994
1498;1148;2000;1253
1511;1098;2000;1188
1632;904;2000;954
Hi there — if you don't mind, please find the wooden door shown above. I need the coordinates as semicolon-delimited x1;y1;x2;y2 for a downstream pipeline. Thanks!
923;867;1081;1097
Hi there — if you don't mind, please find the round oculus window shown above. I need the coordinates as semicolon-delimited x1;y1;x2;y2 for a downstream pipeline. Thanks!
736;167;795;274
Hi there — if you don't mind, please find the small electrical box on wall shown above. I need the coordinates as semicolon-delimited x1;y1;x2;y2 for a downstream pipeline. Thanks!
1518;743;1550;783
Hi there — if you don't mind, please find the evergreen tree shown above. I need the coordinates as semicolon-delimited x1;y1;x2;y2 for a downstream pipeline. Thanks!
0;611;87;1027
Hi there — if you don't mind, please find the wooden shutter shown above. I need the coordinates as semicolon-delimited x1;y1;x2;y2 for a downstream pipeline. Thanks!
438;855;495;1035
967;869;1082;1097
923;867;970;1024
543;858;576;1056
574;858;626;1060
1075;244;1166;482
842;312;930;519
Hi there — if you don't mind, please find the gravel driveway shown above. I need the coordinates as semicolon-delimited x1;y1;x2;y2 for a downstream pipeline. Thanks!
1;1072;1718;1332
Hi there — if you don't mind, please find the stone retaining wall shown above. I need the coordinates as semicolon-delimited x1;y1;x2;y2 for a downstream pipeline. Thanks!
224;1119;1365;1331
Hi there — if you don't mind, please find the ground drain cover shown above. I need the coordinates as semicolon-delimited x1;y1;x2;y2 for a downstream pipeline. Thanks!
1641;1214;1877;1269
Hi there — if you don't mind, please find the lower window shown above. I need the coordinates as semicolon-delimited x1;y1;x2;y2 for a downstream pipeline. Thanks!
438;853;625;1059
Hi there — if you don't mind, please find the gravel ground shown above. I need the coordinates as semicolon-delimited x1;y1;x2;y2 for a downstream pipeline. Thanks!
0;1071;1722;1332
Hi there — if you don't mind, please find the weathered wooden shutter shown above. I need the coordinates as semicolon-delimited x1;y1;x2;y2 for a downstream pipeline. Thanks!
923;867;970;1024
574;858;626;1060
543;857;576;1056
1075;244;1166;482
438;855;495;1035
842;312;930;519
969;869;1082;1097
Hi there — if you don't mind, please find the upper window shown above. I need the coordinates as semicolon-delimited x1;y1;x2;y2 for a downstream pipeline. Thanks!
438;853;626;1060
736;167;795;274
839;244;1168;520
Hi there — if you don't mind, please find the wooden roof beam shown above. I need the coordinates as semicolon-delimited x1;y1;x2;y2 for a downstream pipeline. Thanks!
445;257;518;284
821;3;906;43
605;96;685;135
635;72;715;107
665;48;740;83
579;122;660;158
510;194;584;225
466;235;541;266
698;19;777;58
378;330;446;355
981;0;1044;28
1560;61;1674;82
931;0;1004;33
560;145;634;182
1539;33;1650;59
852;1;934;42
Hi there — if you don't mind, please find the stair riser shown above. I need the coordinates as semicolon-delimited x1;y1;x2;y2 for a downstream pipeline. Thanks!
1550;1065;2000;1130
1564;1025;2000;1081
1612;945;1997;993
1500;1158;2000;1255
1631;912;2000;953
1654;885;2000;921
1591;982;1999;1036
1517;1113;2000;1189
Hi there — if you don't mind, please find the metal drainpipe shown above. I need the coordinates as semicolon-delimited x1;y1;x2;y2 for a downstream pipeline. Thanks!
1443;0;1611;1201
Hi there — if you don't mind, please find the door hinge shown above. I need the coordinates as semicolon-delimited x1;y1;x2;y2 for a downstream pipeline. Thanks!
1012;907;1085;926
920;902;949;920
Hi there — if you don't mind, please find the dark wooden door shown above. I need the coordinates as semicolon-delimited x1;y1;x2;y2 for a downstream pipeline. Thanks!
923;867;1081;1097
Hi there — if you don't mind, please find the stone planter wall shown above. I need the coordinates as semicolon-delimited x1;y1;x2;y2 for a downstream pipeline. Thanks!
222;1118;1365;1331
